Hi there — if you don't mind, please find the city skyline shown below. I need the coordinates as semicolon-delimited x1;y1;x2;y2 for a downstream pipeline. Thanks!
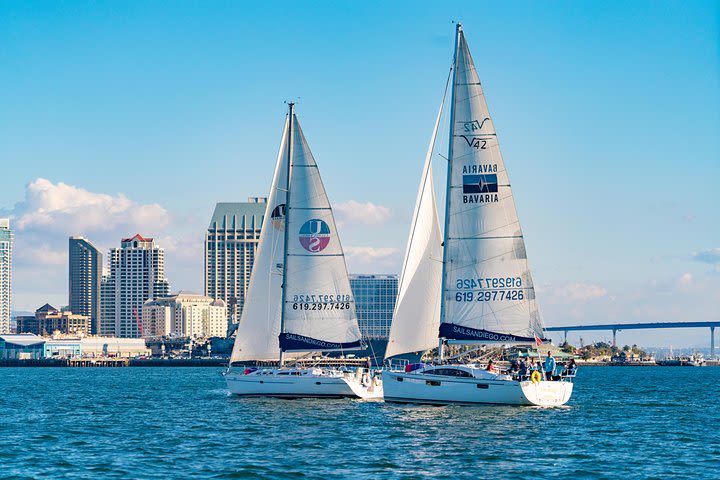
1;2;718;347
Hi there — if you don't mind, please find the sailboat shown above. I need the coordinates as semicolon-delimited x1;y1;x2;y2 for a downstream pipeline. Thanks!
224;103;382;399
382;24;573;406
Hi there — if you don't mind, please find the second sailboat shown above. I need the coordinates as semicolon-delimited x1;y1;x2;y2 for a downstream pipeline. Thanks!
225;104;382;399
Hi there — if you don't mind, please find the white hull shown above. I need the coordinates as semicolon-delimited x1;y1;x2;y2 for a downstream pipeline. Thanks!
382;369;573;407
225;367;383;400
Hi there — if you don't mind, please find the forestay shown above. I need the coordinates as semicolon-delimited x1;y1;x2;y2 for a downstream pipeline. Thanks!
385;95;444;359
439;26;545;344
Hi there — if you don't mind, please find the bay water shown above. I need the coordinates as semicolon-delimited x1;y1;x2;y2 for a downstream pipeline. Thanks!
1;366;717;479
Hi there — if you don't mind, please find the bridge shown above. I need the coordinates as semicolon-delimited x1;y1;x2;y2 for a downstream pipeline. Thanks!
544;321;720;355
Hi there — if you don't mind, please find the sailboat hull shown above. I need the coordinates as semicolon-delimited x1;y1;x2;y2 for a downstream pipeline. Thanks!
382;370;573;407
225;368;383;400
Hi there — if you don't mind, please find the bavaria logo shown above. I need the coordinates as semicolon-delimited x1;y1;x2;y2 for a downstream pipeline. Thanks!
270;203;286;230
299;219;331;253
463;174;498;194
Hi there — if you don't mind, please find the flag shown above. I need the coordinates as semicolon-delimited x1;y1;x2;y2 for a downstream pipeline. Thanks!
535;336;542;347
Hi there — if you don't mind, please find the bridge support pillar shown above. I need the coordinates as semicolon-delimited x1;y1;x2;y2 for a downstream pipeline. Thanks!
711;327;715;358
612;329;617;347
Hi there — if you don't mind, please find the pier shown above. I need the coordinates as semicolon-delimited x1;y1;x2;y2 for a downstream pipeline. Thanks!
545;321;720;355
0;357;129;367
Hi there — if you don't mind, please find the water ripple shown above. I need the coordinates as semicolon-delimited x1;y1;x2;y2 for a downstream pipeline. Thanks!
0;366;717;479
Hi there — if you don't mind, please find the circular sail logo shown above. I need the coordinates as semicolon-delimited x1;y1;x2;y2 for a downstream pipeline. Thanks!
270;203;286;230
299;219;331;253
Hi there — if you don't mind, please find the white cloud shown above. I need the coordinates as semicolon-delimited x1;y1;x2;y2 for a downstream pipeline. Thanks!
334;201;392;225
344;246;402;274
13;243;67;266
1;178;192;310
551;283;607;302
677;272;693;285
10;178;168;234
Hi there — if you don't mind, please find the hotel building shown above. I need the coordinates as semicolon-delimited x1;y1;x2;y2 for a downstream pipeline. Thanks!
142;292;226;338
100;235;171;338
205;198;266;329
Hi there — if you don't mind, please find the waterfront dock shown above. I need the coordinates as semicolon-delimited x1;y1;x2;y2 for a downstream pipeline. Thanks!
0;357;128;367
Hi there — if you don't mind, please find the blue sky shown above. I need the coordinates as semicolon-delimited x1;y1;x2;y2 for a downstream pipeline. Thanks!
1;1;718;347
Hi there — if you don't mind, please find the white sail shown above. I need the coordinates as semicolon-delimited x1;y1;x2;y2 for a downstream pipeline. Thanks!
280;115;363;352
384;98;444;359
439;26;544;344
230;118;289;362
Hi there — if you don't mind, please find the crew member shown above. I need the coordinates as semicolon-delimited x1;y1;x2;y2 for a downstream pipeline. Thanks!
564;358;577;376
544;351;556;381
518;358;528;378
486;360;498;373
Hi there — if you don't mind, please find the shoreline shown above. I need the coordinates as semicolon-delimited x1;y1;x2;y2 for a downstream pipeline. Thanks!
1;358;718;368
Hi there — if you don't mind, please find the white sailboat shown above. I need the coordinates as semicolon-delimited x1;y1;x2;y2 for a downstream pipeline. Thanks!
225;103;382;399
382;24;573;406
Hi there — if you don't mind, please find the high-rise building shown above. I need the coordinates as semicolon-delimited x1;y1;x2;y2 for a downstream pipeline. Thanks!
205;198;266;330
349;274;399;340
68;236;102;334
0;219;12;334
142;292;226;338
100;235;171;338
99;249;118;336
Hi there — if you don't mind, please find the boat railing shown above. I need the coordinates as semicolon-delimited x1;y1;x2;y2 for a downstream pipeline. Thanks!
385;358;409;371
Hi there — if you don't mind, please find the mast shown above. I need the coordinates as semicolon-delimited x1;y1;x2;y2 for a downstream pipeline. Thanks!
279;102;294;367
437;23;461;362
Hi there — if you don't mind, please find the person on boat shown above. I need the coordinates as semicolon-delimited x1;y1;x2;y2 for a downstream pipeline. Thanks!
564;358;577;376
544;351;556;381
486;360;498;373
518;358;528;378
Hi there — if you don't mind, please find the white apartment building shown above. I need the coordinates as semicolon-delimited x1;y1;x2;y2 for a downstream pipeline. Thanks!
100;235;171;338
0;219;12;334
142;293;226;338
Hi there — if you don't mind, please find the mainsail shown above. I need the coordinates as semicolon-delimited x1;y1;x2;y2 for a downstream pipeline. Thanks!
439;25;545;344
230;117;289;362
384;95;445;359
279;112;362;352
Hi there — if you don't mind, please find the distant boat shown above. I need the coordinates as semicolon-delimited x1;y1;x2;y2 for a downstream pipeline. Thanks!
224;103;382;399
382;24;573;406
656;354;705;367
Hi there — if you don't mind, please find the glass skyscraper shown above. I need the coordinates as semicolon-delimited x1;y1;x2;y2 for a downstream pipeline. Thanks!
69;236;102;334
349;274;398;340
0;219;12;334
